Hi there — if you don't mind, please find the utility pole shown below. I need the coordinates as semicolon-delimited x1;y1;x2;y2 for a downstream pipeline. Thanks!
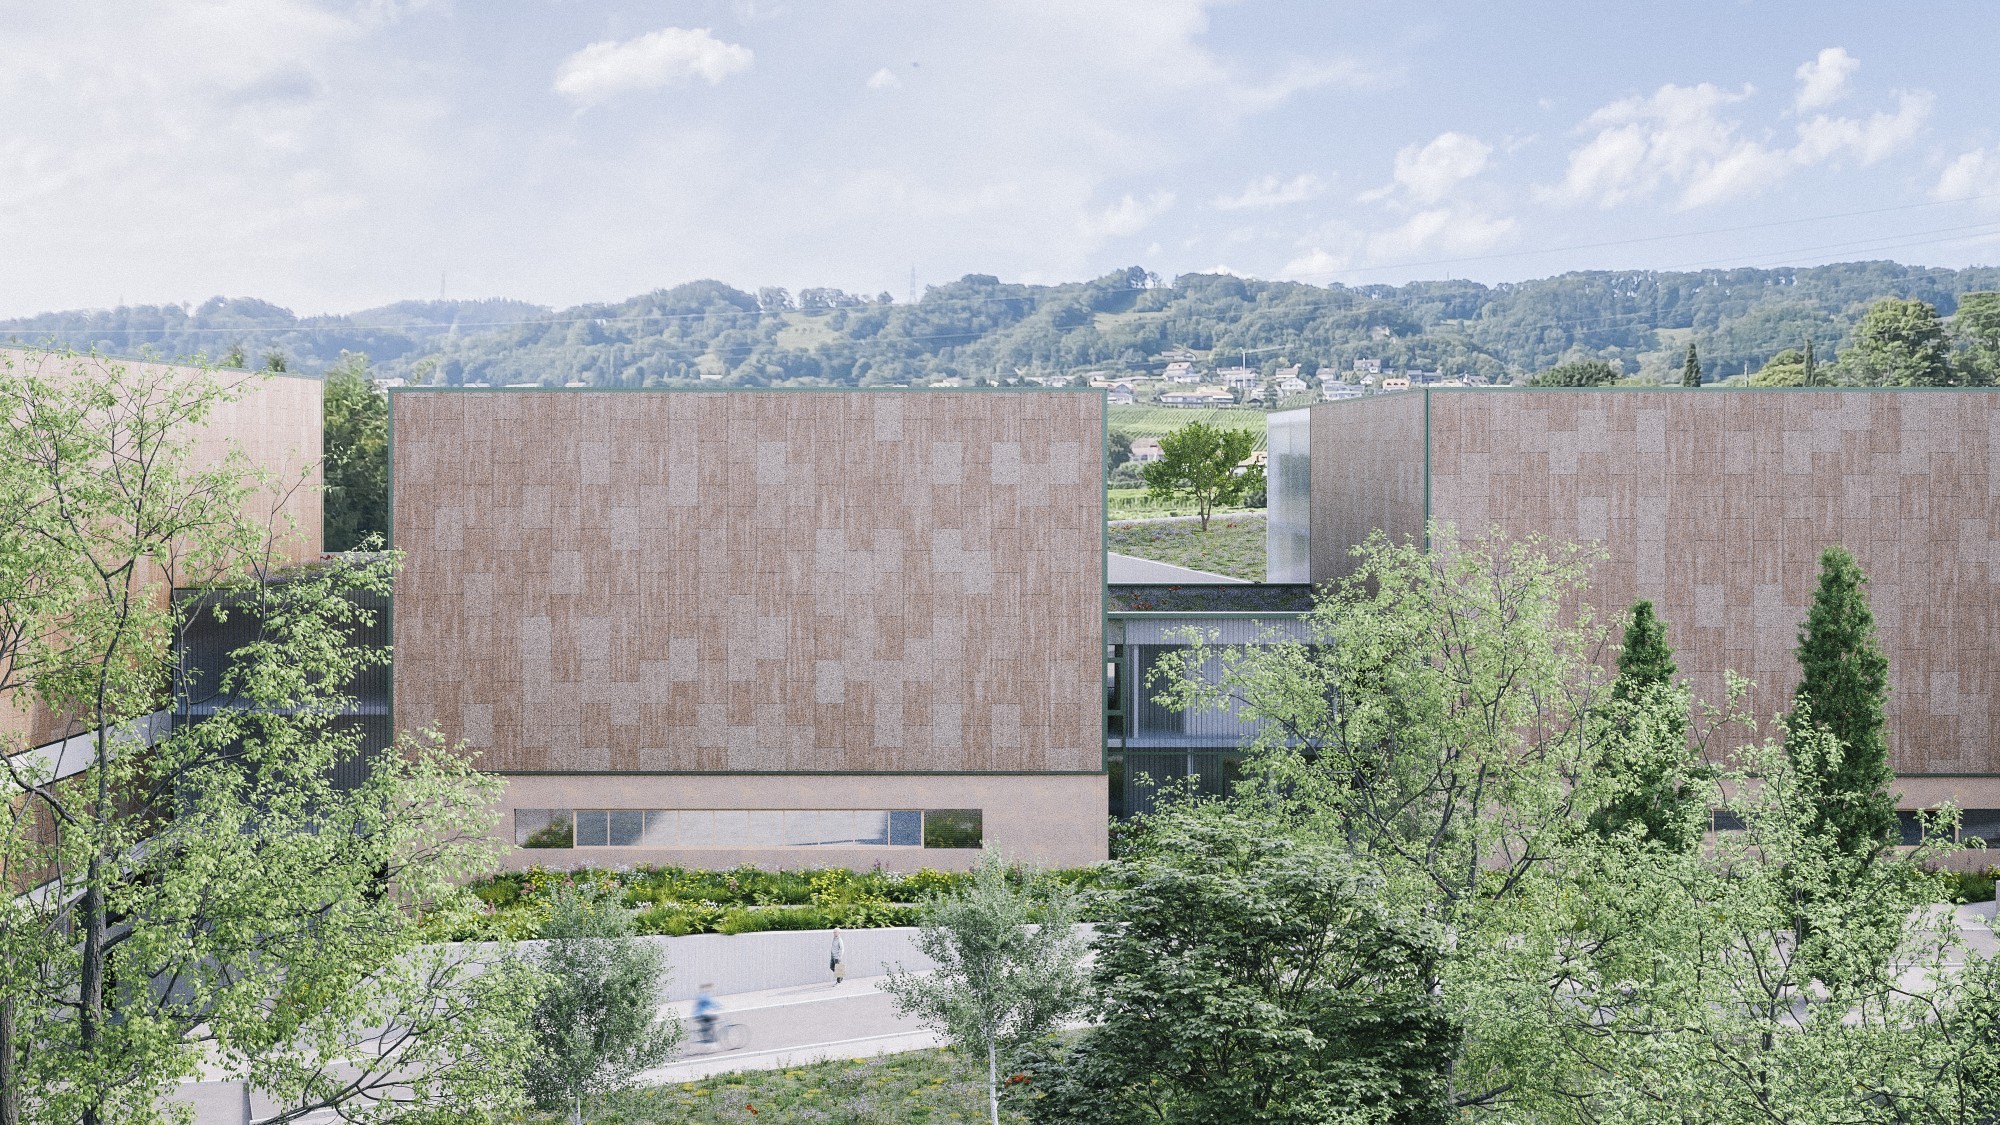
909;266;917;304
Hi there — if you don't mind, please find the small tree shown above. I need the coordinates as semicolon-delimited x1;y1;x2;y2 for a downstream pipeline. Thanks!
1140;421;1263;530
323;351;389;551
883;851;1089;1125
1589;601;1709;852
1791;546;1897;861
525;882;681;1125
1681;344;1701;387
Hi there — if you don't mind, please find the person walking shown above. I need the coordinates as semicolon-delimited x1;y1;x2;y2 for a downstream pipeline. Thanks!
829;927;846;986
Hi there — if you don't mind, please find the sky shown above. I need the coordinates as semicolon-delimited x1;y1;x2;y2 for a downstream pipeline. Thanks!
4;1;1999;318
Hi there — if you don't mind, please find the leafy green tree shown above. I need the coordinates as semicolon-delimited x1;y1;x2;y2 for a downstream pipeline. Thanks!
1749;347;1807;386
1529;359;1619;387
525;883;680;1125
1681;343;1701;387
1513;720;1971;1124
1028;804;1456;1125
1140;421;1264;530
263;348;288;373
1107;430;1132;469
1848;297;1953;386
1954;290;2000;386
884;851;1089;1125
1151;528;1637;1109
0;351;537;1125
1588;601;1708;852
1791;547;1898;861
221;341;247;369
323;351;389;551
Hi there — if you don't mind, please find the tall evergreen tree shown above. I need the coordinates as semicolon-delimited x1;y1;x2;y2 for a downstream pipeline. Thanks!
1802;338;1818;386
1590;601;1708;852
1611;600;1675;698
1681;343;1701;387
1792;547;1897;858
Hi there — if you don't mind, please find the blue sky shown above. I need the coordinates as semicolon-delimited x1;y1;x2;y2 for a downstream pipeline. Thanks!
4;1;1998;316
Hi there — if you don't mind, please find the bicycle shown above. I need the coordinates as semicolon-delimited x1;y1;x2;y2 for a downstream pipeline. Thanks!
693;1017;749;1052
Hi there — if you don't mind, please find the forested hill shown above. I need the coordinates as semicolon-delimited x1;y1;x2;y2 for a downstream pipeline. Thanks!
6;261;1998;386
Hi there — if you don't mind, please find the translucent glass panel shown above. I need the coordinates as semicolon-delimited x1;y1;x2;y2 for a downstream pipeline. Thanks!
511;809;964;848
1265;407;1312;583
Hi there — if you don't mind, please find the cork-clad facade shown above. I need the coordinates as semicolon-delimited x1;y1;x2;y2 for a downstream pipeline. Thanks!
389;389;1108;869
1273;387;2000;809
1;349;323;755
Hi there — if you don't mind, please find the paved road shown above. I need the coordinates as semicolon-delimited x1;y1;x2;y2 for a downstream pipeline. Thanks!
647;974;936;1082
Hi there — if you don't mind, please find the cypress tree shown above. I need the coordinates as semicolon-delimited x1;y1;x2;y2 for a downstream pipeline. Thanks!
1792;546;1897;858
1590;601;1707;851
1611;599;1675;699
1802;338;1817;386
1681;344;1701;387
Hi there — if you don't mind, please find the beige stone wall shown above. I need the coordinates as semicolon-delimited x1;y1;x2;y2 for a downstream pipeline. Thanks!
0;350;322;752
1421;389;2000;782
492;773;1108;870
1307;392;1426;582
390;390;1104;776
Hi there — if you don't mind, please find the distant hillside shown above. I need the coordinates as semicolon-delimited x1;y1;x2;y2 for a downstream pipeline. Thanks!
5;261;1997;386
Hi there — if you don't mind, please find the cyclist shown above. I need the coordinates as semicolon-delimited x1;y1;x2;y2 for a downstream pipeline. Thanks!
692;983;720;1045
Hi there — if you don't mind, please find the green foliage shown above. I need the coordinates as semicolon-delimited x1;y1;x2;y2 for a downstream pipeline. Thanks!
525;884;681;1123
1140;421;1264;531
1528;359;1620;386
322;350;388;551
1956;290;2000;385
1748;346;1808;385
1681;342;1701;386
1505;724;1980;1124
0;351;535;1125
1589;602;1709;852
1026;803;1456;1125
1611;599;1675;697
883;851;1091;1125
16;264;2000;388
1792;546;1898;859
1847;296;1954;385
1107;513;1265;580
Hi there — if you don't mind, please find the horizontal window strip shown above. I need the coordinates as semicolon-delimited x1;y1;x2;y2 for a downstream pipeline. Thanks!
514;807;978;849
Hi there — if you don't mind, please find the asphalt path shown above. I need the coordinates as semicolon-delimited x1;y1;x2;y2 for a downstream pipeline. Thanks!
645;974;936;1082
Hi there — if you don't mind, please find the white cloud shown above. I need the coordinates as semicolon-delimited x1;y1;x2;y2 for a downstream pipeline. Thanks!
1278;247;1348;279
1079;191;1176;241
1552;66;1931;209
866;67;900;90
1792;90;1932;165
553;28;753;105
1365;207;1516;260
1363;131;1492;203
1214;173;1323;210
1794;47;1859;112
1936;147;2000;208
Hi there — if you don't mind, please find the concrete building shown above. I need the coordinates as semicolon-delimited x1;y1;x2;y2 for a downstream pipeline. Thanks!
1269;388;2000;831
388;388;1108;870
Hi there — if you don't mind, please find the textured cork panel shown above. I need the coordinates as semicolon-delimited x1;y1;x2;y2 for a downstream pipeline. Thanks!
1307;393;1427;582
1424;389;2000;776
391;391;1104;774
0;351;322;752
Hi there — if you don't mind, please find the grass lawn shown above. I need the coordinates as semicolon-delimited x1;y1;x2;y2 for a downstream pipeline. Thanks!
1108;404;1266;448
540;1047;1030;1124
1108;514;1265;581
